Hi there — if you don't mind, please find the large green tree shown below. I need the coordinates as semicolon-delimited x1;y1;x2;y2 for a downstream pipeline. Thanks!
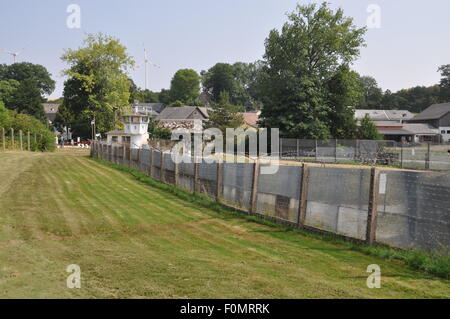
0;63;55;120
0;62;55;96
357;76;383;109
58;33;134;138
168;69;200;105
326;65;361;138
202;62;263;110
11;79;46;121
258;2;366;138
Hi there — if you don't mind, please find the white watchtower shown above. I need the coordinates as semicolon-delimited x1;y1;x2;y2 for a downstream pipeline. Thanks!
122;113;150;149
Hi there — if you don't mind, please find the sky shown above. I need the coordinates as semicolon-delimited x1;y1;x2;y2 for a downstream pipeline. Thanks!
0;0;449;98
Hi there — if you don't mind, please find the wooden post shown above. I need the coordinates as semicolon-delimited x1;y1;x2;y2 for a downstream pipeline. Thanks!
1;127;4;151
11;128;14;149
122;145;126;165
194;159;199;193
149;150;154;177
19;130;23;151
27;131;30;151
160;151;165;182
334;139;338;163
425;142;431;170
250;160;260;215
314;139;318;161
298;163;310;228
216;162;223;202
366;167;380;245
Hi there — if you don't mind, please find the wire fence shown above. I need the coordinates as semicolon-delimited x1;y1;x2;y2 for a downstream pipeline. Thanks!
280;138;450;171
91;141;450;253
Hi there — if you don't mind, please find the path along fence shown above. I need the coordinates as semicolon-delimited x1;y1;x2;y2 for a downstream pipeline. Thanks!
91;141;450;253
280;138;450;171
0;127;44;152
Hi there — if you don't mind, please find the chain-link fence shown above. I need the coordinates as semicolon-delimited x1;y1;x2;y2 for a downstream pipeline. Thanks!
280;138;450;171
92;141;450;253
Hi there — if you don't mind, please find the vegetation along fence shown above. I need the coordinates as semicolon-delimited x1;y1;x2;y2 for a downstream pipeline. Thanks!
0;127;45;152
91;141;450;253
280;138;450;171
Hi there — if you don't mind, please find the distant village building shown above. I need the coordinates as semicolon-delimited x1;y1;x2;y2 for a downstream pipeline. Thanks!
43;103;60;125
408;102;450;143
241;111;260;129
355;109;439;142
132;102;165;117
156;106;209;131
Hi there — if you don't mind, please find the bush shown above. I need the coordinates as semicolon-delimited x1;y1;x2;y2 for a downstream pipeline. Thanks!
12;113;56;151
0;103;56;152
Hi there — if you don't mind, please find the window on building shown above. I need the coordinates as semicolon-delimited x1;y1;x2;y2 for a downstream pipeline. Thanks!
112;136;118;142
447;130;450;134
441;130;446;134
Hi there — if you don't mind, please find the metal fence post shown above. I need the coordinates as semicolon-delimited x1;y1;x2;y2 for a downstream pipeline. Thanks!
2;127;5;151
11;128;14;149
400;142;403;169
250;160;260;215
298;163;310;228
296;139;300;158
425;142;430;170
366;167;380;245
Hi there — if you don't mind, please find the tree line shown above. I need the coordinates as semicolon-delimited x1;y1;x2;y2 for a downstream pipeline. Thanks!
1;2;449;142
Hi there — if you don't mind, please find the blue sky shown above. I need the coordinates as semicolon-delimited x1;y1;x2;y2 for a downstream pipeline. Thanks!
1;0;449;98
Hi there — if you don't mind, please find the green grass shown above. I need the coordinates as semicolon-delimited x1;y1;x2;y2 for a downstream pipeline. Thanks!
0;149;449;298
93;156;450;280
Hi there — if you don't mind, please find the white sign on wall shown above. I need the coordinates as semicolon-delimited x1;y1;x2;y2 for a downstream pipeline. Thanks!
379;173;387;195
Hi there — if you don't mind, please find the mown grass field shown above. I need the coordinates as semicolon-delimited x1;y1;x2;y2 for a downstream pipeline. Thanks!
0;149;449;298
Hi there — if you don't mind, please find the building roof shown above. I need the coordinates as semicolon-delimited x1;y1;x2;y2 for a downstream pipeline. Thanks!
156;106;209;121
242;112;259;127
132;103;165;115
378;123;438;136
402;123;438;135
355;109;414;121
411;102;450;120
42;103;60;122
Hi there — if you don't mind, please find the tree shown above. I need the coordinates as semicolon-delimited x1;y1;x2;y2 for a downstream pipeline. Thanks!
358;114;381;140
258;2;366;138
0;62;55;96
439;64;450;102
148;119;172;140
169;69;200;105
326;65;360;138
202;63;237;103
206;91;244;134
0;101;12;128
357;76;383;109
158;89;171;104
11;79;46;121
58;33;134;138
0;79;20;107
